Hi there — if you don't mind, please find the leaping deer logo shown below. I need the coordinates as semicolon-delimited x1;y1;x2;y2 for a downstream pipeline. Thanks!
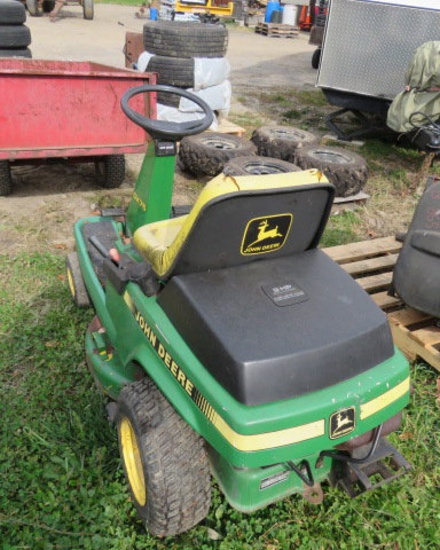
248;219;283;247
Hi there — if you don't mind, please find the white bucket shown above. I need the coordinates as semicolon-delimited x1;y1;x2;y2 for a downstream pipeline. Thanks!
282;4;298;25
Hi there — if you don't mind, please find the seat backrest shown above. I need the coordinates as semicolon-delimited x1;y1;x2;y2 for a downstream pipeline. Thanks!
167;170;335;276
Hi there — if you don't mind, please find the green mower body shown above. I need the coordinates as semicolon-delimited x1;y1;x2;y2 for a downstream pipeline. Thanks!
68;86;411;536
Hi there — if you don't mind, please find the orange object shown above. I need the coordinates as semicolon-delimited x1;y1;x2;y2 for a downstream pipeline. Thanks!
299;5;312;30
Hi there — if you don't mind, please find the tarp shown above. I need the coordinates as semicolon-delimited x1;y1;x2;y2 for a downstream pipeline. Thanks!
387;41;440;133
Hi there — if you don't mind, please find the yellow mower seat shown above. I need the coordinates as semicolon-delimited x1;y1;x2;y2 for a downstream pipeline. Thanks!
133;169;334;278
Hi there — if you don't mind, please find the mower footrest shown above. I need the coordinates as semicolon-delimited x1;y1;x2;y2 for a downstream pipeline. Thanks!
333;438;411;498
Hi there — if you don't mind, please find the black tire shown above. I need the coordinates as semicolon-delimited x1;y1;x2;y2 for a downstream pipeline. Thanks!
0;161;12;196
311;48;321;70
143;21;228;58
179;133;257;177
146;55;195;88
42;0;55;13
117;377;211;536
251;125;319;163
25;0;39;16
157;89;189;108
95;155;125;189
0;0;26;24
295;145;369;197
83;0;93;20
66;252;91;308
0;25;31;48
224;155;301;176
0;47;32;58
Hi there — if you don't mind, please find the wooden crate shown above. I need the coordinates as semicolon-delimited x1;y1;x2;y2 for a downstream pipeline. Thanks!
323;236;440;373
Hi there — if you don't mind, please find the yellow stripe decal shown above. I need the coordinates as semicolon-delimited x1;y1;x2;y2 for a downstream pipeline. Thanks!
360;377;410;420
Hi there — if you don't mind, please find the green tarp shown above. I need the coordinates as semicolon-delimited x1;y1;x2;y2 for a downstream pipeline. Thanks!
387;41;440;133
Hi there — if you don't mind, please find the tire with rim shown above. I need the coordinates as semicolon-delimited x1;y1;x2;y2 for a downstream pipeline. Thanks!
224;155;301;176
295;145;369;197
25;0;39;16
179;133;256;176
83;0;94;20
251;125;319;163
0;0;26;24
0;47;32;58
95;154;125;189
0;25;31;48
146;55;195;88
143;21;228;58
66;252;91;308
0;161;12;196
117;377;212;536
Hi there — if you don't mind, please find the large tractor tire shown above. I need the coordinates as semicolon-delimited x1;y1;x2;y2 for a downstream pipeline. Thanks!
223;155;301;176
179;133;256;177
143;21;228;58
0;0;26;24
117;377;212;536
0;161;12;196
251;125;318;163
295;145;369;197
94;154;125;189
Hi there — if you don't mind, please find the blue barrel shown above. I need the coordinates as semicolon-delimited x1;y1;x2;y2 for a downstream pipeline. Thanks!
149;7;158;20
265;1;280;23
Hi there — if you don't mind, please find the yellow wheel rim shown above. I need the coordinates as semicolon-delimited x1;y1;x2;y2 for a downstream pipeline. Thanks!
66;267;76;299
120;417;147;506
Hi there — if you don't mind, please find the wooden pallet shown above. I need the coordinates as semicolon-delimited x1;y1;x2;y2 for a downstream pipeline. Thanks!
255;22;299;38
216;119;246;138
323;236;440;372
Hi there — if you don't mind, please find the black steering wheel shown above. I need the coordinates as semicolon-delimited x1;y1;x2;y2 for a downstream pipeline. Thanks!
121;85;214;141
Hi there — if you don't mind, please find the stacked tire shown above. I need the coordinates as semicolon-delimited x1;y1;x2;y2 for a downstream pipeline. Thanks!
251;125;369;197
140;21;229;112
0;0;32;59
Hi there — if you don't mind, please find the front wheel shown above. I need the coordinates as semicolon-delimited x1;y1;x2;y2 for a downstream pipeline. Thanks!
117;377;212;536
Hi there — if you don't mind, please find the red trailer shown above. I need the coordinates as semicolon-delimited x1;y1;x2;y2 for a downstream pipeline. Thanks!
0;59;156;195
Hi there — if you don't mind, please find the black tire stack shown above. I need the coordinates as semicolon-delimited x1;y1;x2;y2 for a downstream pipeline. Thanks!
0;0;32;59
141;21;228;108
251;125;369;197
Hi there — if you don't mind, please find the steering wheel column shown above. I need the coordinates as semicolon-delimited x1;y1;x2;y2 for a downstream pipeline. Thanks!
122;85;214;233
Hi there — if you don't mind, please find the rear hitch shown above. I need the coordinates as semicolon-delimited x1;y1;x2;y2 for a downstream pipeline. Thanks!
329;437;412;498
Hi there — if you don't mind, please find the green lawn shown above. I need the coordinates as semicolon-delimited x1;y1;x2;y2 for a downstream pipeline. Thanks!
1;251;439;549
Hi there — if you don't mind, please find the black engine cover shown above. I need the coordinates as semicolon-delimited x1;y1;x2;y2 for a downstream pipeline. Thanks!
158;250;394;405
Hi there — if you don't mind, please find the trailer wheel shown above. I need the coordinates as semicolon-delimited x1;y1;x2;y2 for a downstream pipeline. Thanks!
179;133;256;176
83;0;94;20
66;252;91;308
0;161;12;196
224;155;301;176
295;145;369;197
251;125;319;162
0;25;31;48
25;0;39;16
143;21;228;58
95;154;125;189
0;0;26;24
117;377;211;536
311;48;321;70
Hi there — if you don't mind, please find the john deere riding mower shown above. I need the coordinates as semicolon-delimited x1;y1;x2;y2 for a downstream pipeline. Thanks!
67;85;411;536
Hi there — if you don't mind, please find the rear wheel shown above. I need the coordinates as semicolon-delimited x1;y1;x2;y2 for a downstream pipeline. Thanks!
117;377;211;536
0;161;12;196
95;154;125;189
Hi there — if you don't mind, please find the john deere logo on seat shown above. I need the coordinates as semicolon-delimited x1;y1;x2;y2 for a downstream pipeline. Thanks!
329;408;356;439
241;214;292;256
